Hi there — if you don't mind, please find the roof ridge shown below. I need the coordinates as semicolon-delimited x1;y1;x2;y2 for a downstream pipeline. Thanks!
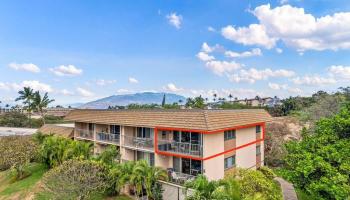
203;110;210;130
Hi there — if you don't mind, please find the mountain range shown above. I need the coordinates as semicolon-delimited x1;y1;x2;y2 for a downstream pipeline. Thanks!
79;92;186;109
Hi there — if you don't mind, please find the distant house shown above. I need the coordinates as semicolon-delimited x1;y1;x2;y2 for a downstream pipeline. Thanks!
65;109;271;181
234;96;281;107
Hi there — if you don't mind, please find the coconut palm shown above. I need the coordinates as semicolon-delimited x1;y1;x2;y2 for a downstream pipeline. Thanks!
15;87;34;126
33;91;55;124
228;94;233;102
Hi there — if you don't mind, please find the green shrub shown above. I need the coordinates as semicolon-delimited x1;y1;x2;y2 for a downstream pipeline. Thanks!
259;166;276;180
0;112;28;127
42;159;108;199
0;136;38;180
237;168;282;200
283;103;350;199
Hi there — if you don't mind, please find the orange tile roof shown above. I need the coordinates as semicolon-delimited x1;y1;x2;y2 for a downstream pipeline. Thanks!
65;109;272;131
38;124;74;138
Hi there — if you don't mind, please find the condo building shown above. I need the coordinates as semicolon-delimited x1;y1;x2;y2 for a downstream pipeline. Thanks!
65;109;271;181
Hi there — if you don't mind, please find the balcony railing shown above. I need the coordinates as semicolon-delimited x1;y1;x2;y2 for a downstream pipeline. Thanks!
157;140;203;157
75;128;94;140
123;135;154;150
96;132;120;145
167;170;197;184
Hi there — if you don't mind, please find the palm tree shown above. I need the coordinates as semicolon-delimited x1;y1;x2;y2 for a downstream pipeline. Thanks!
133;160;167;199
15;87;34;126
33;91;55;124
228;94;233;102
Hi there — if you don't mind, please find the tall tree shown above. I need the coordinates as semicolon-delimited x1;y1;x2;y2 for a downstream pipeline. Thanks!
228;94;233;102
161;94;166;107
15;87;34;126
33;91;55;124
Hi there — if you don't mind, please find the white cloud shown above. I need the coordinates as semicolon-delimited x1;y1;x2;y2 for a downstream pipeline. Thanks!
50;65;83;76
221;4;350;51
0;82;10;90
208;26;216;32
228;68;295;83
11;80;53;92
76;87;94;97
225;48;262;58
288;87;303;94
166;13;182;29
268;82;288;90
60;89;74;96
292;75;336;86
196;52;215;61
328;65;350;80
9;62;40;73
276;48;283;53
128;77;139;84
221;24;277;49
163;83;183;92
254;4;350;51
201;42;223;53
205;60;242;76
96;79;117;86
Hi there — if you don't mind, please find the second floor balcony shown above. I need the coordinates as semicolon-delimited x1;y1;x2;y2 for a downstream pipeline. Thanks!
157;140;203;157
123;135;154;151
96;132;120;145
75;128;94;140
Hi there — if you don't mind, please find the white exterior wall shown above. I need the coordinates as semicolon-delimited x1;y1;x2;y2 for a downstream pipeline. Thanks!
236;127;256;169
203;133;224;180
155;154;173;169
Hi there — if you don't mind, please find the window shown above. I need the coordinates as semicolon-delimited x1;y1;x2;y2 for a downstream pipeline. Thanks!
224;130;236;141
110;125;120;134
224;155;236;169
256;125;261;133
137;127;153;138
161;131;167;140
88;123;94;131
256;145;261;155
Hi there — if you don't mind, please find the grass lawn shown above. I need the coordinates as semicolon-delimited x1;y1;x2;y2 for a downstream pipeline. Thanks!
0;162;48;199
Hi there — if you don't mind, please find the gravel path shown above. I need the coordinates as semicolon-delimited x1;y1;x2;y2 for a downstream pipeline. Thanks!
274;177;298;200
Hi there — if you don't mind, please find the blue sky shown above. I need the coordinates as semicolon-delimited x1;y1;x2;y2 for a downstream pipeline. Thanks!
0;0;350;105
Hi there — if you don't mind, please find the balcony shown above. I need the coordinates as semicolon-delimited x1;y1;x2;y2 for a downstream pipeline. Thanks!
157;140;203;157
167;170;197;185
123;135;154;151
75;128;94;140
96;132;120;145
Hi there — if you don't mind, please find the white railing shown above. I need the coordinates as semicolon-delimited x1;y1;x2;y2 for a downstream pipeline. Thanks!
168;171;197;184
123;135;154;150
157;140;203;157
75;128;94;140
96;132;120;145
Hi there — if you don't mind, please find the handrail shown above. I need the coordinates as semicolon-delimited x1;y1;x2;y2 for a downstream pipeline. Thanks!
123;135;154;149
75;128;94;139
157;139;203;157
96;132;120;144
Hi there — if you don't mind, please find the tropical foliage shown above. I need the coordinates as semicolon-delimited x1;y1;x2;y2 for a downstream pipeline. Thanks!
32;91;55;124
39;135;92;168
281;103;350;199
185;167;282;200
